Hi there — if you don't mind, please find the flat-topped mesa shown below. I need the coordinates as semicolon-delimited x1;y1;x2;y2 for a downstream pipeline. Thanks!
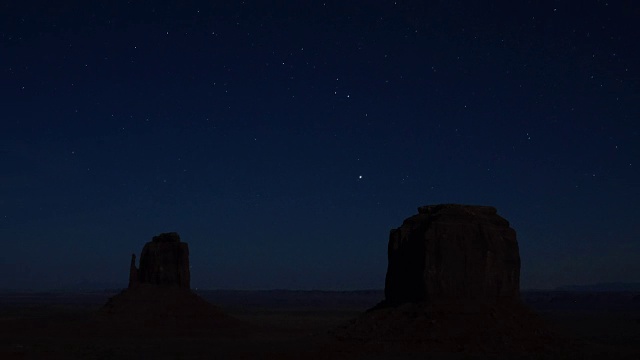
128;232;190;289
384;204;520;306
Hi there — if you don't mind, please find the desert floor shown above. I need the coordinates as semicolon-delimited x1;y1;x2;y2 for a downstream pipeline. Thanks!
0;290;638;359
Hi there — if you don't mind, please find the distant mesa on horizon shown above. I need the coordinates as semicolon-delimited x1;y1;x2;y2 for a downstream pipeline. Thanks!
555;282;640;292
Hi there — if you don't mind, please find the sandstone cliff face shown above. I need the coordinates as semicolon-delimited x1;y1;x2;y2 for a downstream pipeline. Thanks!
129;232;190;289
384;204;520;306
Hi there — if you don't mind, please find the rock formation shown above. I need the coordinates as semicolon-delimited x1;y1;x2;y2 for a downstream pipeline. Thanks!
335;204;565;354
101;232;238;333
383;204;520;306
129;232;190;289
128;254;138;288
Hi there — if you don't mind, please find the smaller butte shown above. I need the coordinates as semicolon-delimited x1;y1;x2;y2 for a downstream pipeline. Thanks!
128;231;190;290
100;232;238;333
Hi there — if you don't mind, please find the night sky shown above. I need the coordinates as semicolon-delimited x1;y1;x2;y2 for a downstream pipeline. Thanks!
2;1;638;291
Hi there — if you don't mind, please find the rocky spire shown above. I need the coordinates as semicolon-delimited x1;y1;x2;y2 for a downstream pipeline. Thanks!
128;253;138;289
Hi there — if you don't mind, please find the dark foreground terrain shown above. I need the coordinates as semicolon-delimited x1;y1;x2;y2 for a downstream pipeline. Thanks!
0;290;638;359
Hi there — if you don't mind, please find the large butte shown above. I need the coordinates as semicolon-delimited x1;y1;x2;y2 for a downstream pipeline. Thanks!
335;204;567;354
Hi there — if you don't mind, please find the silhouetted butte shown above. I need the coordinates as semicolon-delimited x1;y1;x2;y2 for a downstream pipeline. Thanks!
101;232;237;333
336;204;566;354
383;204;520;307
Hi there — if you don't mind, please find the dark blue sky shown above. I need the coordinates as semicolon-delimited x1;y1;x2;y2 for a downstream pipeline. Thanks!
1;1;638;290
